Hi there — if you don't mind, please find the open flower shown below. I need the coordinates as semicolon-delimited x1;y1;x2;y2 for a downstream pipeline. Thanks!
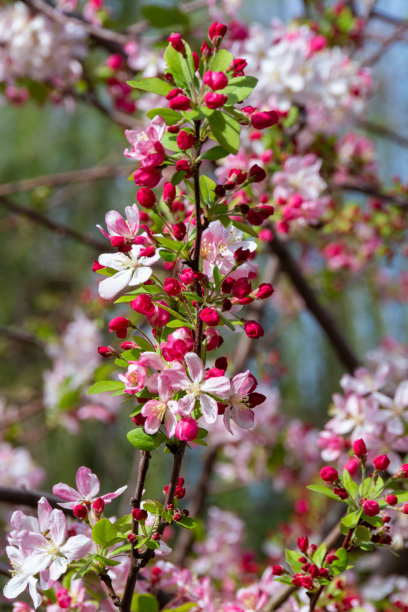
3;546;41;609
98;244;160;300
223;371;265;434
168;352;230;423
97;204;139;245
53;466;127;510
124;117;166;165
118;362;147;394
141;374;178;436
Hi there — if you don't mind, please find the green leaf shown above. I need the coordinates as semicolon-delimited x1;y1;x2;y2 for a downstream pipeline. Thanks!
218;76;258;105
143;499;164;515
166;319;191;329
358;476;372;498
127;429;164;451
156;235;183;251
171;170;185;185
208;111;240;154
273;575;294;586
211;49;234;72
127;77;173;96
133;335;155;351
354;525;371;544
176;516;198;529
73;554;98;579
285;549;303;573
312;542;326;567
160;250;178;262
131;593;159;612
87;381;125;395
141;5;189;28
342;469;358;501
395;491;408;503
231;219;259;238
162;132;180;152
146;107;181;125
199;175;216;204
330;548;349;575
164;43;195;93
341;509;362;529
92;519;117;547
307;484;342;501
201;145;229;160
213;264;222;290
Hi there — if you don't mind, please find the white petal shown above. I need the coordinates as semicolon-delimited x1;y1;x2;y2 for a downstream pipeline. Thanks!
99;269;133;300
128;266;152;286
184;352;204;383
200;393;218;424
98;252;128;270
49;556;68;582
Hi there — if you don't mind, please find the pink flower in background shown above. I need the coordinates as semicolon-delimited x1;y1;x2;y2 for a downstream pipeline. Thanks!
53;466;127;509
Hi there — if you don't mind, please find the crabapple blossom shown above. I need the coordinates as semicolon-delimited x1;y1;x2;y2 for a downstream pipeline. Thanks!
124;117;166;163
222;371;265;434
141;374;179;436
52;466;127;510
97;204;140;247
97;244;160;300
118;362;148;394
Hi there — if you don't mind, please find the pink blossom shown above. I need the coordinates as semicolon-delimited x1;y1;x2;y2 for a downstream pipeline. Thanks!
168;352;230;423
97;204;139;244
379;381;408;435
53;466;127;510
200;221;256;279
118;362;148;394
141;374;178;436
223;371;263;434
124;117;166;165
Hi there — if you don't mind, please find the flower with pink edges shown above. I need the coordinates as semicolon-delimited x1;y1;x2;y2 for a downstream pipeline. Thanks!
124;116;166;165
118;362;148;395
97;204;139;246
53;466;127;510
141;374;179;436
167;352;230;423
223;371;265;434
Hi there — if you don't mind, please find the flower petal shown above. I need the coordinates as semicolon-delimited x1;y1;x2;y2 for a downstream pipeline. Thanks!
199;393;218;424
49;509;67;547
99;269;133;300
76;467;100;499
184;352;204;383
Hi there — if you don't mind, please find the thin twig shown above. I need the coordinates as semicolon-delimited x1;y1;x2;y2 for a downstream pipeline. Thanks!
0;165;129;198
0;486;73;516
269;231;360;373
99;571;121;607
358;118;408;149
334;180;408;208
0;196;108;251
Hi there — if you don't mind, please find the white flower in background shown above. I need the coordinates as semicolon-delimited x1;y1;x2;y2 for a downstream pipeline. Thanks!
0;2;86;85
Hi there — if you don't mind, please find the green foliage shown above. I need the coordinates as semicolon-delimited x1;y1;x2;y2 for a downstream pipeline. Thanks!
330;548;349;575
127;77;173;96
201;145;229;160
307;484;343;501
312;542;326;567
87;381;125;395
141;5;189;28
92;518;117;547
211;49;234;71
146;108;182;125
208;111;241;154
127;428;164;451
131;593;159;612
285;549;303;573
199;175;216;204
341;509;362;529
218;76;258;105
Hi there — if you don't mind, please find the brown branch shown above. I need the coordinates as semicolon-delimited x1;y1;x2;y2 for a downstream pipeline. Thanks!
371;9;408;27
334;180;408;208
99;571;121;607
0;165;129;198
363;21;408;65
0;325;46;349
269;231;360;373
0;485;73;516
0;195;108;251
358;118;408;149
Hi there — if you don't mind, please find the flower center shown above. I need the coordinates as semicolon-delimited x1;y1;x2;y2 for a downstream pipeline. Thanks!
188;382;202;398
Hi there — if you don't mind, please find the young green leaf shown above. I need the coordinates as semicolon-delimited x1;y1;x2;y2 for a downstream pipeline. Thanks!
208;111;240;154
211;49;234;72
127;77;173;96
92;518;117;547
201;145;229;160
285;549;303;573
127;429;163;451
146;108;182;125
87;381;125;395
131;593;159;612
312;542;326;567
307;484;343;501
341;509;362;529
218;76;258;104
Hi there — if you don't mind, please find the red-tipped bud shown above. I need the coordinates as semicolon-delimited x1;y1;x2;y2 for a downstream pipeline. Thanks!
173;222;186;240
221;276;234;293
200;307;220;327
251;110;279;130
297;536;308;553
132;507;148;521
205;92;228;109
169;95;191;110
98;345;116;358
166;88;184;100
208;22;228;45
201;40;213;58
320;466;338;482
137;187;156;209
92;498;105;515
163;182;176;204
134;167;161;188
386;494;398;506
256;283;274;299
234;247;251;263
164;278;181;296
248;164;267;183
175;417;199;441
203;70;228;90
353;438;367;458
363;500;379;516
232;277;252;298
175;486;186;499
73;504;88;519
272;565;284;576
168;33;185;54
244;320;264;339
177;130;195;150
130;294;155;315
109;317;131;338
373;454;390;471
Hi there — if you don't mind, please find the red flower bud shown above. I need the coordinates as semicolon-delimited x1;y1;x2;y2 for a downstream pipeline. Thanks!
244;320;264;339
130;294;155;315
256;283;274;299
177;130;195;150
168;33;185;54
175;159;191;174
221;276;234;293
98;345;115;358
164;278;181;296
248;164;267;183
404;503;408;514
201;40;213;58
132;413;146;426
92;260;105;272
208;22;228;44
200;307;220;326
234;247;251;263
247;210;264;225
205;92;228;109
175;417;199;441
251;110;279;130
353;438;367;458
173;222;186;240
137;187;156;209
363;499;379;516
73;504;88;519
396;464;408;478
109;316;131;338
175;486;185;499
232;277;252;298
134;166;161;188
386;494;398;506
272;565;284;575
92;497;105;515
192;51;200;71
166;88;184;100
320;466;338;482
169;95;191;110
132;507;148;521
203;70;228;90
297;536;308;553
163;182;176;204
373;454;390;471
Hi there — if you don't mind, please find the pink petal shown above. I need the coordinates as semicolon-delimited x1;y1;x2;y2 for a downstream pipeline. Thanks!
231;406;254;430
232;371;253;397
165;409;177;438
184;352;204;383
200;393;218;424
76;467;100;499
201;375;230;398
49;509;67;547
37;497;53;534
124;204;140;234
178;395;195;416
105;210;128;237
144;413;162;434
61;534;92;561
52;483;81;503
49;556;68;582
139;352;166;370
101;485;128;503
158;374;172;402
223;407;233;435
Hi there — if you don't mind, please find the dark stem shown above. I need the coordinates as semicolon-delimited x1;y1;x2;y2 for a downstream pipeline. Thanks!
309;584;324;612
192;119;204;355
120;451;151;612
0;486;73;516
269;231;360;373
99;571;121;607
